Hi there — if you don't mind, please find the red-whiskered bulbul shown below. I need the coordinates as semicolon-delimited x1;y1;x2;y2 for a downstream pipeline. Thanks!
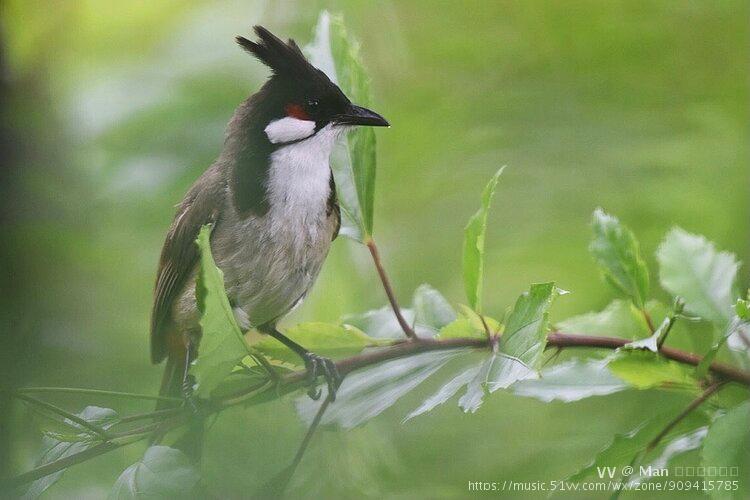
150;26;388;405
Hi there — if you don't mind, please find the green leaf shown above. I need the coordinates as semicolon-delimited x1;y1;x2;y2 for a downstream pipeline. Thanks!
462;167;504;312
306;12;377;241
501;282;559;369
403;362;482;421
254;322;379;366
625;316;671;352
109;446;200;499
701;401;750;499
589;209;650;308
438;305;499;340
607;349;700;391
23;407;119;499
556;299;653;340
511;359;627;402
656;228;739;326
190;225;250;398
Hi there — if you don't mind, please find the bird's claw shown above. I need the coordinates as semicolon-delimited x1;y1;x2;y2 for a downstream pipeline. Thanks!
302;352;341;401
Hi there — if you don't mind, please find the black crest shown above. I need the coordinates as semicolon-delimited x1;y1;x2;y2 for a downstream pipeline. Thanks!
236;26;320;80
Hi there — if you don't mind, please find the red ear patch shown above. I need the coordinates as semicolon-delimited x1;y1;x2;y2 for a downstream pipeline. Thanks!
285;103;311;121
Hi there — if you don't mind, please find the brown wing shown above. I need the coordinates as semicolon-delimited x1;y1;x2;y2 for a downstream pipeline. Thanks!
150;168;224;363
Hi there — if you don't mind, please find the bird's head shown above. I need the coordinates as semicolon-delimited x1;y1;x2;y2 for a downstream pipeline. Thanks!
236;26;388;145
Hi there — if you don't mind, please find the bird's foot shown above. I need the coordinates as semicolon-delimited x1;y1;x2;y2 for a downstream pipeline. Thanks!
302;352;341;401
181;379;205;417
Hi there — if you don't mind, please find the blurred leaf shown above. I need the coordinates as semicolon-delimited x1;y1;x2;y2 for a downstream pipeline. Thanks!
736;296;750;320
701;401;750;499
556;299;653;339
343;284;455;338
589;209;649;308
607;350;700;391
438;305;499;340
343;305;413;340
191;225;250;398
109;446;200;499
438;317;486;340
628;427;707;485
412;284;457;334
462;167;504;312
306;11;377;241
254;322;380;366
23;407;119;499
570;410;708;482
511;359;627;403
656;228;739;326
296;350;463;428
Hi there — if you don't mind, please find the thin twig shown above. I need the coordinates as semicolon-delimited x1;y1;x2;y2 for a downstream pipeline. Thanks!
646;380;725;452
13;393;110;440
366;239;418;340
287;392;334;479
14;387;182;403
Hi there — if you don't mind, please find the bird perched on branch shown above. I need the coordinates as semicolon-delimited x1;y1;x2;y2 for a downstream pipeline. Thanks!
150;26;388;406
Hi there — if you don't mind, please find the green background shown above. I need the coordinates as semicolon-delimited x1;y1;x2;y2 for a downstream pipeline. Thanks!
3;0;748;498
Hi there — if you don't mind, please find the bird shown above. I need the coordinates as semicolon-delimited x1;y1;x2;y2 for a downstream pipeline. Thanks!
150;26;389;406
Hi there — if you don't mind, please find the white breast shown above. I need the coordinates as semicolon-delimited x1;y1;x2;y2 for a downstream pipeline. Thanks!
266;124;340;236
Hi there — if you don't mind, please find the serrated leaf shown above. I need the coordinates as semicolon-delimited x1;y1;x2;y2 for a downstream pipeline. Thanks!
501;282;558;369
462;167;504;312
589;209;649;308
109;446;200;499
306;12;378;241
254;322;379;366
403;363;482;421
656;228;739;326
701;401;750;499
190;225;250;398
22;407;119;499
459;353;537;413
511;359;627;403
607;349;700;391
296;350;462;428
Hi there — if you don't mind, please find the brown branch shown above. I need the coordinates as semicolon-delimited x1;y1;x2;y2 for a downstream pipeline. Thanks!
366;239;418;340
646;380;725;452
6;332;750;489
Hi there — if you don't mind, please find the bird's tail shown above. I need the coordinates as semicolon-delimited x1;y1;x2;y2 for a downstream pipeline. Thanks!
154;347;205;461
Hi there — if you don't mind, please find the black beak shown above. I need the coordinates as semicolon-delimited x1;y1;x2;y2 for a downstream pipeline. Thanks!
335;104;389;127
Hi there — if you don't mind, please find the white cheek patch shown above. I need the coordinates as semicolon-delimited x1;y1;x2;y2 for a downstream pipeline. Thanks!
264;117;316;144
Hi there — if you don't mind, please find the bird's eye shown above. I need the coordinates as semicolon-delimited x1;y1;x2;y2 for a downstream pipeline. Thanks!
306;99;319;110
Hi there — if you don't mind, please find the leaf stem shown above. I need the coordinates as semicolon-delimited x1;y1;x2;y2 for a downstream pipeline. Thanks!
365;239;418;340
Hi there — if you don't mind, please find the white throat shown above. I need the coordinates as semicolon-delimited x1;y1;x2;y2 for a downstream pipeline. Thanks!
266;124;341;228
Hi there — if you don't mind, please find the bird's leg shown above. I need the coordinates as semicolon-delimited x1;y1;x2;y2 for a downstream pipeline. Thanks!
261;325;341;401
181;339;200;414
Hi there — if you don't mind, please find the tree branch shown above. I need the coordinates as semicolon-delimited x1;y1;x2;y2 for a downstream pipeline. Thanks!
6;331;750;489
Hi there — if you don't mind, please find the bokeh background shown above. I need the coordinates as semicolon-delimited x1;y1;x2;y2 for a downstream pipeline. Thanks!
2;0;748;498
